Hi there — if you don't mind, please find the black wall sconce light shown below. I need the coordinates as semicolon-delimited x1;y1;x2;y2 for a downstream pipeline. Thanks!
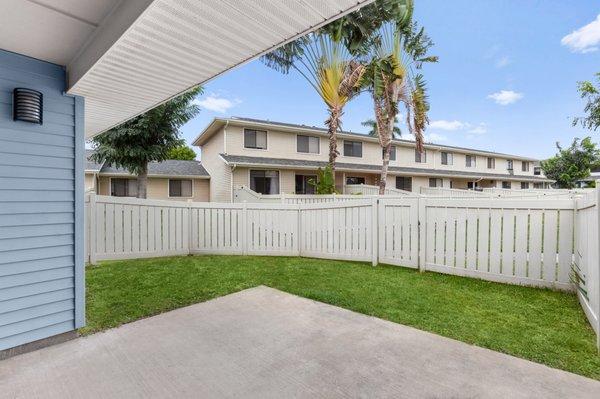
13;88;43;125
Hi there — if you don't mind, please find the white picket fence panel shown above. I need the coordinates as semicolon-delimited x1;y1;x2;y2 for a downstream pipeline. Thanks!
233;185;373;204
420;187;489;197
574;190;600;342
344;184;416;196
85;191;600;347
419;197;575;290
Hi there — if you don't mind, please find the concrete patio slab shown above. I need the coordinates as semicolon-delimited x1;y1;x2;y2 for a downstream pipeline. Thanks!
1;286;598;398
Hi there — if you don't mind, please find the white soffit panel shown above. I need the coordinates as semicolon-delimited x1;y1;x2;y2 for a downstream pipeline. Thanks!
67;0;374;138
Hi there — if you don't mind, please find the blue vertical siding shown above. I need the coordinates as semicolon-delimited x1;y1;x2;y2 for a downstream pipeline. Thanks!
0;50;84;350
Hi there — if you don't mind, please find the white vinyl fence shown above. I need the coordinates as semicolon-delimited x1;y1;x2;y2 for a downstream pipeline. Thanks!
574;190;600;343
233;185;374;204
344;184;416;196
86;191;600;346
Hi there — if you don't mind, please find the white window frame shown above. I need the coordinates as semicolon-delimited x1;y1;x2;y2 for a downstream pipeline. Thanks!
243;128;268;150
109;177;138;197
296;134;321;155
415;149;427;163
441;151;453;165
168;178;194;198
466;155;476;168
343;140;363;158
487;157;495;169
248;169;280;195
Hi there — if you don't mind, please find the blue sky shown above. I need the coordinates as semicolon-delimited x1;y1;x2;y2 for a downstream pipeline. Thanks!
180;0;600;160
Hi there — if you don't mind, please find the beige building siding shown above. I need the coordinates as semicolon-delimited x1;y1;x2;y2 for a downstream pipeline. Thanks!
200;130;231;202
94;176;209;201
85;173;97;192
222;125;536;177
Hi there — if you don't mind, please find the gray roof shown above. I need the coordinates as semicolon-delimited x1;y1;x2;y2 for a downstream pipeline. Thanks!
86;150;209;177
85;149;104;172
230;117;539;161
101;160;209;177
220;154;552;182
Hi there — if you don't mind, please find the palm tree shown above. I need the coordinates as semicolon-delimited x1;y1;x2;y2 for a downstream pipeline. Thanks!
361;20;437;194
262;31;364;178
261;0;414;184
362;118;401;138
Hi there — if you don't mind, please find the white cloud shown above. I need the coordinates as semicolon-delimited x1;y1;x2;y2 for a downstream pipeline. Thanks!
429;120;465;130
495;56;511;68
193;95;240;113
487;90;523;105
561;14;600;54
468;123;487;135
426;133;447;142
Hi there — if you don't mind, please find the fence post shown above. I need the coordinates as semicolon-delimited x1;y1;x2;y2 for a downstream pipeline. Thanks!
297;204;302;257
371;197;378;266
242;201;248;255
187;200;193;255
417;196;426;272
89;193;97;265
596;183;600;350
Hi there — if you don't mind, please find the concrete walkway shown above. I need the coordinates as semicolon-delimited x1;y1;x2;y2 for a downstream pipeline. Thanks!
1;286;598;398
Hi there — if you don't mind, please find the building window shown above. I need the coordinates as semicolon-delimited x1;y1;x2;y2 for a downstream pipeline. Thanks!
533;183;544;189
383;146;396;161
487;157;495;169
521;182;530;189
521;161;530;172
346;176;365;185
467;181;480;189
466;155;476;167
169;179;193;197
250;170;279;194
244;129;267;149
111;178;138;197
295;174;316;194
534;166;541;176
429;178;443;188
396;176;412;191
502;181;511;189
297;135;319;154
415;149;426;163
343;140;362;157
441;151;453;165
507;159;514;171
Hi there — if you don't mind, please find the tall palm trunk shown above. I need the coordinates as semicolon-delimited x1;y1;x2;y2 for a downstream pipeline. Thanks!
137;163;148;199
380;142;392;195
326;107;342;180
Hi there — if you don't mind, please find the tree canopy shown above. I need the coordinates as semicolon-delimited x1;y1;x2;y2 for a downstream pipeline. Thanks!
167;145;197;161
541;137;600;188
573;72;600;131
91;86;202;197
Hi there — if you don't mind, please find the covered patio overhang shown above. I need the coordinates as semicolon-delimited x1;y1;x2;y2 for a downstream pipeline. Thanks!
0;0;374;354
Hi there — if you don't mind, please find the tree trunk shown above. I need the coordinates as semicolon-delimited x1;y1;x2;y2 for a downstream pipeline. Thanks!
380;142;391;195
326;107;341;185
137;163;148;199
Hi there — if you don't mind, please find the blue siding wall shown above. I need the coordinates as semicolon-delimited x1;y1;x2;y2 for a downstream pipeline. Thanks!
0;50;84;350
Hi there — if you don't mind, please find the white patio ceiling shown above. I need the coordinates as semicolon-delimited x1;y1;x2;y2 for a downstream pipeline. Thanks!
0;0;373;138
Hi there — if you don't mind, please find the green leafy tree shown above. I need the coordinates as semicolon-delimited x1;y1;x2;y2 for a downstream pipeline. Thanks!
573;73;599;131
309;165;337;194
91;86;202;198
167;145;197;161
362;118;401;138
541;137;600;188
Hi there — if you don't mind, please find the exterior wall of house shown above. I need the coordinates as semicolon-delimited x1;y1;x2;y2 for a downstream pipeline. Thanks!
221;124;537;178
0;50;85;351
201;130;231;202
96;176;209;202
84;173;96;192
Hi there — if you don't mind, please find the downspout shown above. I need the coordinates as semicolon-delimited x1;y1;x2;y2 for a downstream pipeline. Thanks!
230;163;237;202
223;120;229;154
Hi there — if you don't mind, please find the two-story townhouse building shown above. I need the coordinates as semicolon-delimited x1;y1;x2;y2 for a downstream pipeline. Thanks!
193;117;554;202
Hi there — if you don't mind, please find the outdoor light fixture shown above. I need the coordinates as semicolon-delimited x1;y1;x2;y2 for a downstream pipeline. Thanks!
13;88;43;124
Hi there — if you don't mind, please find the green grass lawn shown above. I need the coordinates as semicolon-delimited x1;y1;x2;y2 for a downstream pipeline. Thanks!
84;255;600;380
